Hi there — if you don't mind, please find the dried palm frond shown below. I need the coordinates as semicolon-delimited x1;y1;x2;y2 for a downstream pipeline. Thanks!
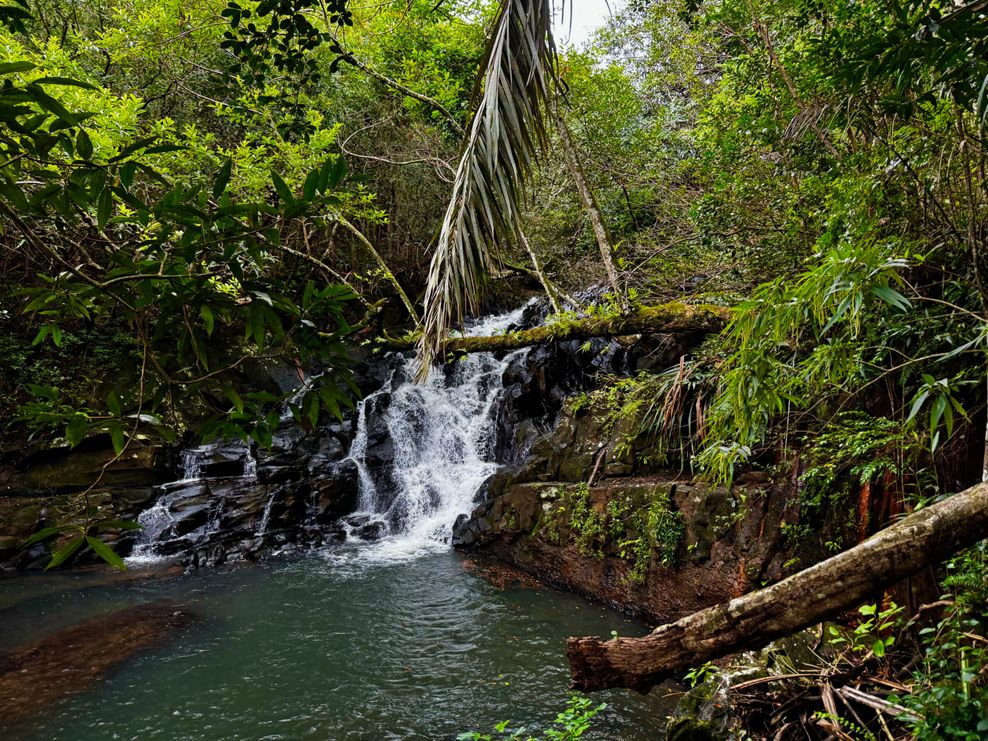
415;0;559;377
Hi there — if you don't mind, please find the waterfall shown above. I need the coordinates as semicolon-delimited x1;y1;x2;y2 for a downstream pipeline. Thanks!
345;304;530;558
127;499;178;564
179;448;203;481
125;303;533;566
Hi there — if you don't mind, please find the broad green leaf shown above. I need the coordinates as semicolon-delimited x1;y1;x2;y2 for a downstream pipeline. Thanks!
76;129;93;160
109;423;125;455
319;157;346;192
110;136;159;162
45;535;85;571
0;61;35;74
224;385;244;413
28;84;77;124
65;417;88;447
213;158;232;199
32;76;97;90
119;160;138;189
302;168;320;201
870;284;911;312
24;525;68;546
86;536;126;571
271;170;294;205
31;324;51;346
96;185;113;227
200;305;215;336
907;389;929;424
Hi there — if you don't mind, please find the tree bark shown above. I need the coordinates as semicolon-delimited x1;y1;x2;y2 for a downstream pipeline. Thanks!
567;482;988;694
518;230;562;314
554;105;626;308
387;302;729;353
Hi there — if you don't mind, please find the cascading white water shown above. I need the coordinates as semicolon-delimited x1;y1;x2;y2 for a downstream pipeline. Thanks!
127;499;178;564
127;440;260;564
346;304;530;559
179;448;204;481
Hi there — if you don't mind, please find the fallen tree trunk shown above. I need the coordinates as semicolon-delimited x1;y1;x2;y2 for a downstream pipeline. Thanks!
387;302;730;353
567;482;988;693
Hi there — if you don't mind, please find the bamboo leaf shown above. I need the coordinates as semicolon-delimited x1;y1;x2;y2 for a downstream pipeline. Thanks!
86;535;126;571
24;525;67;546
44;535;84;570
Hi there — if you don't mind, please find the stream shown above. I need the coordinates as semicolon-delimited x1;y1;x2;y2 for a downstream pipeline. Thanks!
0;306;682;738
0;551;678;739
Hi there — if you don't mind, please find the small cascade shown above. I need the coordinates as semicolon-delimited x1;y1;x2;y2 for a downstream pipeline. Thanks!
256;490;278;536
178;442;257;482
179;447;203;481
127;440;260;564
243;446;257;479
127;499;178;564
345;304;531;557
125;303;536;566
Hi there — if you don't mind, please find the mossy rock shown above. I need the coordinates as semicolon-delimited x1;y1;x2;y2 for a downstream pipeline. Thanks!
666;717;727;741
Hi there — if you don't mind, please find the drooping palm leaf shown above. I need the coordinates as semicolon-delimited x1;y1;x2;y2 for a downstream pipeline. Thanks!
416;0;559;376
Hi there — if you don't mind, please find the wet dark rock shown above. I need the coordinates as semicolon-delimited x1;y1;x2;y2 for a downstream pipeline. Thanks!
0;439;168;498
312;460;359;524
342;513;386;541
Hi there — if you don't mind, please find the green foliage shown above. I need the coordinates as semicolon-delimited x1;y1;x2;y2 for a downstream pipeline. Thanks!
457;695;606;741
560;359;718;473
698;240;914;478
534;483;683;582
567;484;607;558
0;33;362;448
24;516;141;571
811;711;877;741
826;602;904;660
899;544;988;739
829;0;988;127
799;412;923;509
683;660;718;689
906;374;973;452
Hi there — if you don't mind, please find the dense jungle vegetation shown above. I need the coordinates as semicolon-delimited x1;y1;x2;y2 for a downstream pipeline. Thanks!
1;0;987;737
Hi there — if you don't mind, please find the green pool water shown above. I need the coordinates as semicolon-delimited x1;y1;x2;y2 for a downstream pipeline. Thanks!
1;547;680;740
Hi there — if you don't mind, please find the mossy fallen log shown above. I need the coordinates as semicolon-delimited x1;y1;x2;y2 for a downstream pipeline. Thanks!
566;482;988;693
387;302;730;354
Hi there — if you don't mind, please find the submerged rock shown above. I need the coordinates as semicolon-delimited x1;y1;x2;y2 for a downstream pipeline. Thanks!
0;601;194;730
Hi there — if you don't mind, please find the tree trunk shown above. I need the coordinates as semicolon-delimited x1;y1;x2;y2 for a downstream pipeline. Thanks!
337;217;420;324
387;301;729;353
567;482;988;694
518;230;562;314
554;105;626;307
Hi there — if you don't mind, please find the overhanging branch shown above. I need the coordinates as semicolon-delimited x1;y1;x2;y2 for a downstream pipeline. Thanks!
390;302;729;354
